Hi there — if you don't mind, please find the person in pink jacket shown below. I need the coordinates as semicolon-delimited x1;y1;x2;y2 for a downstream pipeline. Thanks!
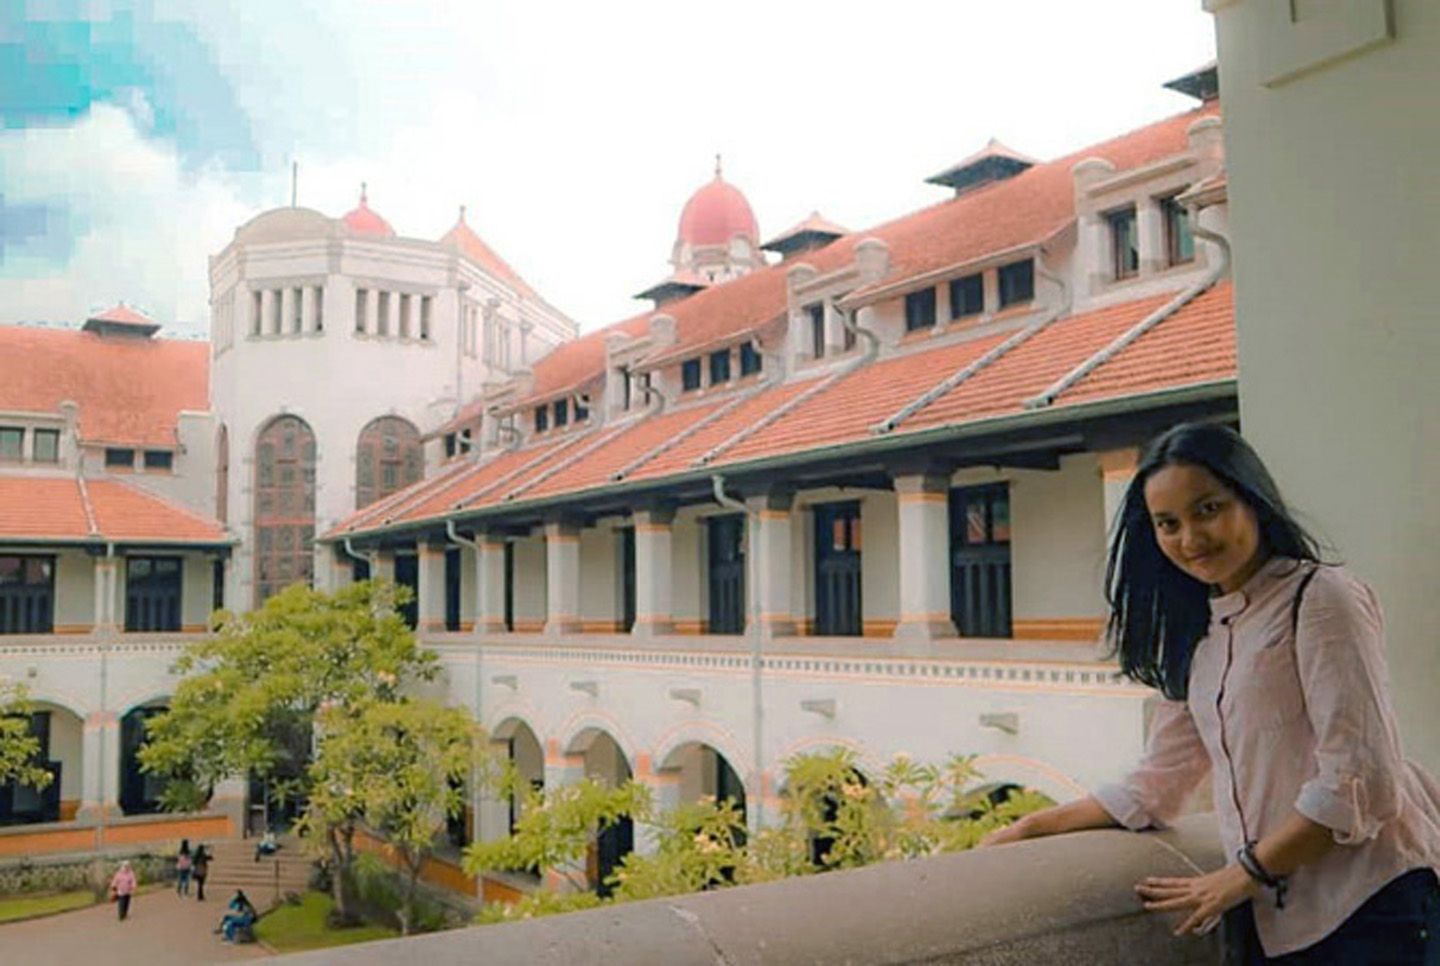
108;860;138;921
982;423;1440;965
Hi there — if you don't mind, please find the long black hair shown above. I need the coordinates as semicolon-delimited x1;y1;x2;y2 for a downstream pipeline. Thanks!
1106;423;1322;699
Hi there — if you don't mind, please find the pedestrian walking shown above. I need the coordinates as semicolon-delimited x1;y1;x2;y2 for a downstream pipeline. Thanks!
108;860;137;921
175;839;193;896
191;844;210;901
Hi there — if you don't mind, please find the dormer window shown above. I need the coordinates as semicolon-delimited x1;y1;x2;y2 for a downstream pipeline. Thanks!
444;433;458;459
554;398;569;427
682;358;702;392
806;303;825;359
0;427;21;462
534;406;549;433
739;342;762;377
949;274;984;320
143;450;173;472
904;288;937;332
33;429;59;463
1108;207;1139;280
1162;195;1195;266
709;349;731;385
998;259;1035;308
105;447;135;469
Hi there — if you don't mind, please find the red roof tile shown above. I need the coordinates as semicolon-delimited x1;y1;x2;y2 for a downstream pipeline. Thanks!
511;313;652;408
0;476;226;543
87;303;157;327
441;216;539;301
1051;283;1235;407
0;325;208;448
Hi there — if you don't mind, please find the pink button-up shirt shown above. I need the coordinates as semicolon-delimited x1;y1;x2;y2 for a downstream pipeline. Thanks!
1095;556;1440;956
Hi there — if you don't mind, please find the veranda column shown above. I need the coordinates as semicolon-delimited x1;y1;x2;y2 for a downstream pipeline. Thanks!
544;517;582;635
747;488;796;638
634;760;683;857
542;740;589;892
475;535;508;633
892;470;956;647
76;711;119;823
91;554;117;634
372;549;396;584
632;504;675;636
1098;448;1140;539
417;540;447;633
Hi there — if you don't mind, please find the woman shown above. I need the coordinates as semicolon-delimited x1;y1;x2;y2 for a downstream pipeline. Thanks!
191;844;210;902
175;839;192;896
108;860;137;922
218;889;258;943
982;423;1440;964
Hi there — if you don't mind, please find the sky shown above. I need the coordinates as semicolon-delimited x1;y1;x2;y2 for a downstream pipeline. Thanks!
0;1;1216;337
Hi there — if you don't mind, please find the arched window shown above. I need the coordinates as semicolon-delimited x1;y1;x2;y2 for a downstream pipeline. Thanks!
355;416;422;509
253;415;316;606
215;424;229;525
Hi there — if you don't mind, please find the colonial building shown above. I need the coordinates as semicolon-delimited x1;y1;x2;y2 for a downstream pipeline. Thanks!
2;68;1233;897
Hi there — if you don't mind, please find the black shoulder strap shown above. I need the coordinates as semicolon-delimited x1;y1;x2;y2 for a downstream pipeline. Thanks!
1291;564;1321;637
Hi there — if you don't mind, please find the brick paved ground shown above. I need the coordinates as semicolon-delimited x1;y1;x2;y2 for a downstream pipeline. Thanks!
0;887;271;966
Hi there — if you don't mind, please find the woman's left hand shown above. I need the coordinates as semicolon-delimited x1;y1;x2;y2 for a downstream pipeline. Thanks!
1136;865;1260;936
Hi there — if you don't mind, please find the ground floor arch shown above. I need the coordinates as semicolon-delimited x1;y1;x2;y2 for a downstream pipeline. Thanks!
1;700;82;824
119;698;170;815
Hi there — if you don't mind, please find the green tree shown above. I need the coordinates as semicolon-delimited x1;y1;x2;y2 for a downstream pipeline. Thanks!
0;680;52;792
304;696;490;934
139;580;437;923
464;776;651;922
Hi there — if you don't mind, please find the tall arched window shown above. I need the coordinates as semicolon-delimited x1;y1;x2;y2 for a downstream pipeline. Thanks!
355;416;422;509
254;415;316;605
215;424;229;524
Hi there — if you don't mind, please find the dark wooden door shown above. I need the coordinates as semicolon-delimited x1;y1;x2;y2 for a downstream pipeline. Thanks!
949;484;1013;638
707;515;745;634
813;502;862;636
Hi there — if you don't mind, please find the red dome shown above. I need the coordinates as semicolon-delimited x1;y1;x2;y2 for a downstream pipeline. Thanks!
678;170;758;248
342;184;395;236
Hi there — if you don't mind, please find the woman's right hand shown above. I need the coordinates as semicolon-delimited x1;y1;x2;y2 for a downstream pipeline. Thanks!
978;816;1034;847
977;796;1119;847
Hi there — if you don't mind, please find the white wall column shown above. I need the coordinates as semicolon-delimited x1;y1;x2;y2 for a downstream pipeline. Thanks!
476;535;508;633
280;287;297;335
372;549;396;584
301;285;317;334
632;505;675;636
892;471;956;648
748;489;796;638
544;518;582;635
417;540;448;634
635;769;684;857
91;555;117;634
260;289;278;336
76;711;119;822
1098;448;1139;539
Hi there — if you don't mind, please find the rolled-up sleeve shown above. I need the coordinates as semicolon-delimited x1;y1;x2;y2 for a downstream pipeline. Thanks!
1293;571;1403;844
1095;698;1210;830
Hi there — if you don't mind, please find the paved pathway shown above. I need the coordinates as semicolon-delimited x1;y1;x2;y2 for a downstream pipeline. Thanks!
0;887;271;966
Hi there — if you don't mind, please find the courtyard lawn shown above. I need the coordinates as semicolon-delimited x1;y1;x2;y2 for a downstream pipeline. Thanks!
0;889;97;923
254;892;398;952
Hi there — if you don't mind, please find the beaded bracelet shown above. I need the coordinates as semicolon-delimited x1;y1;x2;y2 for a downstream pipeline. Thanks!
1237;840;1288;910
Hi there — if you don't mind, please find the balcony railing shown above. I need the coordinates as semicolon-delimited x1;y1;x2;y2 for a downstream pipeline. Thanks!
267;814;1224;966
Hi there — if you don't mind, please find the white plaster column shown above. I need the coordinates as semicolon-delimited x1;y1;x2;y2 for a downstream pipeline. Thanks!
635;769;684;857
211;775;249;837
319;542;351;593
76;711;119;822
1079;212;1110;297
892;471;956;647
747;489;796;638
301;285;316;334
367;289;382;337
544;518;582;635
632;505;675;636
417;541;448;634
541;743;589;893
476;536;508;634
1138;196;1166;275
1099;448;1140;539
982;268;1001;319
91;555;117;634
372;550;396;585
281;287;298;335
260;289;277;336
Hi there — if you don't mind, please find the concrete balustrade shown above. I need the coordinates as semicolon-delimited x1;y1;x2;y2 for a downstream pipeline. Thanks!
269;814;1224;966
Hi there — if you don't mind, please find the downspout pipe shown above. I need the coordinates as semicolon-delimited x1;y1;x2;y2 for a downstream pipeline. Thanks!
446;519;489;861
1024;220;1230;410
710;473;764;831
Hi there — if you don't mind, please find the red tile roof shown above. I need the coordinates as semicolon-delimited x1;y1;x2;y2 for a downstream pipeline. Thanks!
87;303;157;327
0;476;227;544
1050;283;1235;407
0;325;209;447
510;312;653;409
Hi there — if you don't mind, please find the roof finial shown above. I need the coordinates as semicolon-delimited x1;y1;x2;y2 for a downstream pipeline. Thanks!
458;204;467;223
360;181;368;204
715;153;723;179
